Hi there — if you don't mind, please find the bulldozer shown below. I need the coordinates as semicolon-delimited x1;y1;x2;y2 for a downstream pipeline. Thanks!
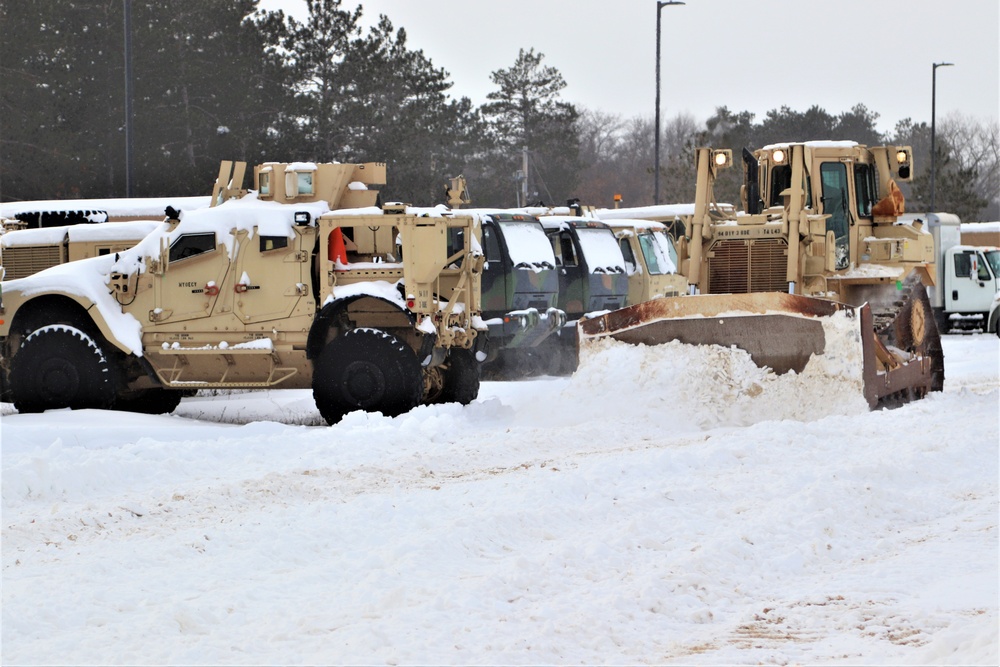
579;141;944;408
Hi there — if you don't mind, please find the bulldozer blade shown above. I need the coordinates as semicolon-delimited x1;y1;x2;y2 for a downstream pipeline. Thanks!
578;293;845;375
859;287;937;409
579;292;938;410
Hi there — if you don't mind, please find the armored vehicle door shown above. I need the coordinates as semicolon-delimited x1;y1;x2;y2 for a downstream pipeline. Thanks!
227;226;314;325
152;231;230;324
480;219;510;314
552;228;584;316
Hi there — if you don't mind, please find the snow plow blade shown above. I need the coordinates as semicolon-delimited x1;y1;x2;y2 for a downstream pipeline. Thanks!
578;292;938;410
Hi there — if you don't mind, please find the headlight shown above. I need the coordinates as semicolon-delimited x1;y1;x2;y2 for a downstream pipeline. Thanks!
712;149;732;168
772;148;786;164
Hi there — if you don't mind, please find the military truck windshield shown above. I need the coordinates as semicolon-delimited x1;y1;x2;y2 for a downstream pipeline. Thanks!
576;227;625;274
638;232;678;275
653;231;679;272
499;220;555;270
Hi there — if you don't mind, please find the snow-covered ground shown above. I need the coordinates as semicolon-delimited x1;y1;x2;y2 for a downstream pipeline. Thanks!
2;333;997;665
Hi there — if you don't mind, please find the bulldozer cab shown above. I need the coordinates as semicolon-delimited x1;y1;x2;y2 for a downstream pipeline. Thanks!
750;142;916;279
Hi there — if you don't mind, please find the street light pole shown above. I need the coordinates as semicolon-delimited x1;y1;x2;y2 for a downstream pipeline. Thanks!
123;0;135;198
654;0;684;205
930;61;953;212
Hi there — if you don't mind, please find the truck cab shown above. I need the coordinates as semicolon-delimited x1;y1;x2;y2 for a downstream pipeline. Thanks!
916;212;1000;332
460;211;564;375
940;244;1000;331
602;218;686;305
535;216;628;374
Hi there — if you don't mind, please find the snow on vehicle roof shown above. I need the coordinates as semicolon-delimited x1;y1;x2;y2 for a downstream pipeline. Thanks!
963;221;1000;232
1;220;164;248
67;220;163;242
761;140;860;150
0;196;211;219
596;203;698;220
322;206;384;217
600;218;668;232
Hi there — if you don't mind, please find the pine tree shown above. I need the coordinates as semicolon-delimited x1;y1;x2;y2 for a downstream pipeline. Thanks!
275;0;362;161
334;16;485;204
129;0;290;196
0;1;291;201
477;48;581;207
1;1;125;200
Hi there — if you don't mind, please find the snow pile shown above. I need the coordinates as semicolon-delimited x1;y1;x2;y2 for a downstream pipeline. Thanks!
572;310;867;430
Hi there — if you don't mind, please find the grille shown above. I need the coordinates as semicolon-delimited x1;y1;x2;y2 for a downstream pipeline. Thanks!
1;246;64;280
708;239;788;294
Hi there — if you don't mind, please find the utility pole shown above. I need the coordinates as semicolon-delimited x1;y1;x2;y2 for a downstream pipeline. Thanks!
654;0;685;205
123;0;135;198
521;146;529;207
930;61;954;212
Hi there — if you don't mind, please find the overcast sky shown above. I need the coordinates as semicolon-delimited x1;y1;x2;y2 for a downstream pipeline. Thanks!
261;0;999;134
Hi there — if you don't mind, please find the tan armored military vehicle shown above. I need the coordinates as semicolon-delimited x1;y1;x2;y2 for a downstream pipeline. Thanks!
582;142;943;408
0;161;486;424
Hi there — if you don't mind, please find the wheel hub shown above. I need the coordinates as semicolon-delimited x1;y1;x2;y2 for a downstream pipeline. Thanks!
342;360;386;407
39;358;80;402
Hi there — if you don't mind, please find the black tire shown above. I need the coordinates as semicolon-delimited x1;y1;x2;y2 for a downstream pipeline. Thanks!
10;325;117;413
312;328;422;425
932;307;951;335
435;348;480;405
115;388;183;415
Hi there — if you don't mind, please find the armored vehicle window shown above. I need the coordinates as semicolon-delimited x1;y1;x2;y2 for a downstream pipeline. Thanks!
638;234;662;273
654;231;679;272
259;172;271;195
769;165;791;207
854;163;877;217
260;235;289;252
619;238;637;273
556;233;578;267
820;162;850;269
295;172;314;195
768;165;812;208
482;224;501;263
169;232;216;262
640;232;678;275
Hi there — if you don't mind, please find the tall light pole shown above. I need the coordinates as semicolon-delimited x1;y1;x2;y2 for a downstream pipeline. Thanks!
930;61;953;212
124;0;135;198
654;0;684;205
